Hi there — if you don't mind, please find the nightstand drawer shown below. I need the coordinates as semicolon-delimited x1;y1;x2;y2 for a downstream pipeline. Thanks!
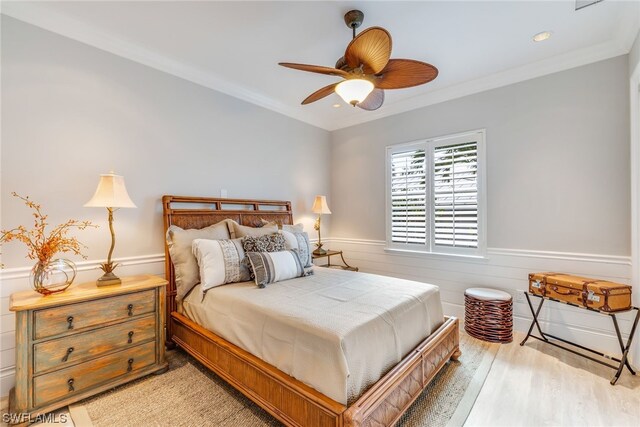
34;314;157;374
33;340;156;407
34;290;156;340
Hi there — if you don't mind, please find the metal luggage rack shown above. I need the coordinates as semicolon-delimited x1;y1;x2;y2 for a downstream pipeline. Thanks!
520;292;640;385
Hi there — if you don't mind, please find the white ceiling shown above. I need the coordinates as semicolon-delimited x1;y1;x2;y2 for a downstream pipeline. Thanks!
3;1;639;130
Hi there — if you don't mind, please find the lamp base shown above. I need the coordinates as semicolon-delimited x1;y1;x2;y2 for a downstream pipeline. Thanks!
313;243;327;256
97;272;122;287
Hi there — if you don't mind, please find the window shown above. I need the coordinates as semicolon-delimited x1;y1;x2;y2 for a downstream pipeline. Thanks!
386;130;486;257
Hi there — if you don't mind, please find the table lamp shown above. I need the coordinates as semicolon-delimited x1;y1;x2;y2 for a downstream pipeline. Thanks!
85;172;136;286
312;195;331;255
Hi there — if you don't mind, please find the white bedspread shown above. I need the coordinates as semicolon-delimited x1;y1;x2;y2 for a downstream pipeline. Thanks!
182;268;444;405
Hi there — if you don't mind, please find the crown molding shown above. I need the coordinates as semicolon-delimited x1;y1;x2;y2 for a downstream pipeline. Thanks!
0;3;333;131
615;2;640;52
328;39;628;130
1;2;636;132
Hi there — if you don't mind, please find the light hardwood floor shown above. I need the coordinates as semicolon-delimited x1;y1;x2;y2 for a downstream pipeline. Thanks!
465;332;640;427
2;331;639;426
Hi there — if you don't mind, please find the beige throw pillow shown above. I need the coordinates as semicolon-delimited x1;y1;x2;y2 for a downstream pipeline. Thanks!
228;220;278;239
261;219;304;233
166;220;232;300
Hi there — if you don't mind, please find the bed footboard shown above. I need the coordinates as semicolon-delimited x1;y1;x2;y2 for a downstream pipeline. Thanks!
343;316;459;427
170;312;459;427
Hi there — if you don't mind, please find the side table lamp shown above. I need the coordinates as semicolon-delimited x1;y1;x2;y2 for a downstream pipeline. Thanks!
84;172;136;286
312;195;331;255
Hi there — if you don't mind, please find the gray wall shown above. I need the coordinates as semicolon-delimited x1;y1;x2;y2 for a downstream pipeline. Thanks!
330;55;630;256
630;30;640;76
0;16;331;268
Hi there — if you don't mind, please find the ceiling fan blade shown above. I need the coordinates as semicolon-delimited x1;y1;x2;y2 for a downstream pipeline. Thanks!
302;82;339;105
357;89;384;111
344;27;392;74
375;59;438;89
279;62;349;78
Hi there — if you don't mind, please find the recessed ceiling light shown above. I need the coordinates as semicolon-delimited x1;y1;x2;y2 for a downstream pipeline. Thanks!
333;103;341;108
533;31;552;42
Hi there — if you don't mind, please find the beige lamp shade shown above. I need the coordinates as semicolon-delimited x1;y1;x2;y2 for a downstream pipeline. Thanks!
84;172;136;208
312;195;331;215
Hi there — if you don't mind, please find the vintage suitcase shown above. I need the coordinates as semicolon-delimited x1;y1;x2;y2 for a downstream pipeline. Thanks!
528;272;555;298
528;272;632;312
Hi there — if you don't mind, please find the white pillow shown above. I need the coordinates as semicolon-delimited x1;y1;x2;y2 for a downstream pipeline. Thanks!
280;230;313;268
246;250;307;288
192;238;251;293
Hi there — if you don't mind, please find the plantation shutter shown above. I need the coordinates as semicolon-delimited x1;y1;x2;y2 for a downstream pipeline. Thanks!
390;147;427;244
386;130;484;256
432;141;479;248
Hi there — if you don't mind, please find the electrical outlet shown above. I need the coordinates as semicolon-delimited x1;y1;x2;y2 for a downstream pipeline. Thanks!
220;189;228;198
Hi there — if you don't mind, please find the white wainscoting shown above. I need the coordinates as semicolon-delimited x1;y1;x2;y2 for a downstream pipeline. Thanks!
325;238;635;361
0;243;635;399
0;254;165;398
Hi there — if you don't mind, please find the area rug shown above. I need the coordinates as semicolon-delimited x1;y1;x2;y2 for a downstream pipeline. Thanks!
69;331;498;427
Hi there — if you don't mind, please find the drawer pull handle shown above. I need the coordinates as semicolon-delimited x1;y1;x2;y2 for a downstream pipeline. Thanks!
61;347;74;362
67;316;74;330
127;331;134;344
127;358;134;372
127;304;134;316
68;378;75;392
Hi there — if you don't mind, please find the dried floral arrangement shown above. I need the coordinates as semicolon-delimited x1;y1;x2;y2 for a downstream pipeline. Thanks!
0;192;96;267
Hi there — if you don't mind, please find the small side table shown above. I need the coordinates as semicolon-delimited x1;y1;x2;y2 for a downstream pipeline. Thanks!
464;288;513;343
312;250;359;271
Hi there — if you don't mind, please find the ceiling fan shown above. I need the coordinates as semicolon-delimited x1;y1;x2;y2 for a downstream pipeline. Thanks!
279;10;438;111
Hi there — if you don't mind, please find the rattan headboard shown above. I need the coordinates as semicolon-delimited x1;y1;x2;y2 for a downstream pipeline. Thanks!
162;195;293;321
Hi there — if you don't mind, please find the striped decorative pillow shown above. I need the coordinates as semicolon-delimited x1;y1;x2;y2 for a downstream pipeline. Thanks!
280;230;313;268
246;250;308;288
192;238;251;294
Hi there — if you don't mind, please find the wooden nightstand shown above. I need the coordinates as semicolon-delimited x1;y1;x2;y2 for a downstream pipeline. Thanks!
8;275;168;423
312;250;359;271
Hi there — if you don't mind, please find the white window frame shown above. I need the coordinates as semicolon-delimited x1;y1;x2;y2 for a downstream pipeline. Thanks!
385;129;487;258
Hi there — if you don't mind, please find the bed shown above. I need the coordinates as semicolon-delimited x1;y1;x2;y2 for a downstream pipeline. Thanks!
163;195;460;427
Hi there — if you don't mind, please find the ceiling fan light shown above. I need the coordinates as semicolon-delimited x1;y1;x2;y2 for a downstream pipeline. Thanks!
335;79;374;107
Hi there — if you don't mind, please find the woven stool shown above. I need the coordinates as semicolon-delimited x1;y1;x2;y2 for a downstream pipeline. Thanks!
464;288;513;343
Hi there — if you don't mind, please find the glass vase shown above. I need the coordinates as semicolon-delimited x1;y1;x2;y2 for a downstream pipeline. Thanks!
29;259;77;295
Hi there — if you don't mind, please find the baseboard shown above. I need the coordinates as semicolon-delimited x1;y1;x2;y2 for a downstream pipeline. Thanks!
0;367;16;401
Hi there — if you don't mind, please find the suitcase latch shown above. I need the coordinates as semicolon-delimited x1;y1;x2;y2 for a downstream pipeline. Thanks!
587;290;601;303
532;280;542;289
